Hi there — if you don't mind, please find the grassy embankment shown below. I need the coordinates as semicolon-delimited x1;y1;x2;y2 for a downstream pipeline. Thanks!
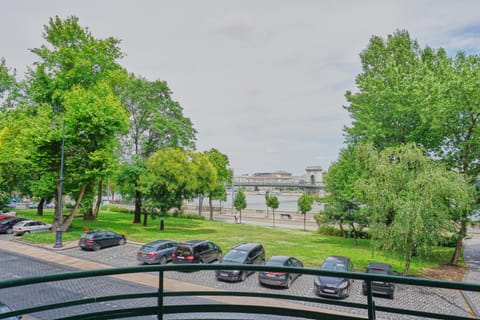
15;208;458;276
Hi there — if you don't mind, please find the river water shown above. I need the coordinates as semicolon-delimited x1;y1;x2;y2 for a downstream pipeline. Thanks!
186;192;323;213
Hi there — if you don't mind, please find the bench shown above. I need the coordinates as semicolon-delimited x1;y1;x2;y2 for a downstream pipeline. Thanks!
280;213;292;219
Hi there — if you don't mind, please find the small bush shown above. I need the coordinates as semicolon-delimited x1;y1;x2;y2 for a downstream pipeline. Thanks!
317;225;343;237
170;212;205;220
102;205;134;214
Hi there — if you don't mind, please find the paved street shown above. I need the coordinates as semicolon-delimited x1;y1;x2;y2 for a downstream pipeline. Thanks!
0;226;480;319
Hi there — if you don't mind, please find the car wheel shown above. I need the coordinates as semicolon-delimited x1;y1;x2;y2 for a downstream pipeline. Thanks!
240;272;247;281
285;277;291;289
6;228;12;234
389;292;394;300
216;252;222;261
118;238;126;245
25;231;31;234
93;243;101;251
159;256;167;265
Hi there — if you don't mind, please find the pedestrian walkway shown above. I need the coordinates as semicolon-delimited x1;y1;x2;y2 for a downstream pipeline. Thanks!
463;227;480;318
0;239;350;318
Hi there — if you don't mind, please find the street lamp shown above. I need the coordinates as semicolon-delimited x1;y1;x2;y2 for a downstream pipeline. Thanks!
53;119;65;248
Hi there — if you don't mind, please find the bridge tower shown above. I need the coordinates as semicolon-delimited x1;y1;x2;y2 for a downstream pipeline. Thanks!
305;166;323;186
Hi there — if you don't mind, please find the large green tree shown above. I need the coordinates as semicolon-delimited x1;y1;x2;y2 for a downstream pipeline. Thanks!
26;16;128;230
204;148;232;220
140;147;196;227
344;30;480;264
356;144;474;275
114;72;196;224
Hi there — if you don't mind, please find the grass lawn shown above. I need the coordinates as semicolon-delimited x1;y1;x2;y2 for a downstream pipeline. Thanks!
15;208;459;276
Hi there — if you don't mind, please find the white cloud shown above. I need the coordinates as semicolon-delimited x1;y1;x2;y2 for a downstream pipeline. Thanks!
2;0;480;175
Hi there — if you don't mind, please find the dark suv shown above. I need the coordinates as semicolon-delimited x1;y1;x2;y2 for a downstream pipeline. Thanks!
172;240;222;264
362;262;396;299
216;243;265;282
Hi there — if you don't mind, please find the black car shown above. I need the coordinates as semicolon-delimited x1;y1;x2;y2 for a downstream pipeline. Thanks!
258;255;303;288
362;262;396;299
0;301;22;319
172;240;222;264
216;243;265;282
314;256;354;298
0;217;26;234
137;240;177;265
78;230;126;251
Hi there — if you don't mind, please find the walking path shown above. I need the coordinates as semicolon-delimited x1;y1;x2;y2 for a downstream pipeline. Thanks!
463;227;480;318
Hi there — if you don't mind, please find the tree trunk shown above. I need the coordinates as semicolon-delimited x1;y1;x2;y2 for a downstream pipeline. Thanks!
198;196;203;215
37;198;45;216
450;220;467;265
60;185;87;232
272;209;275;227
142;208;148;226
209;196;213;220
93;180;102;218
303;213;306;231
84;207;95;220
338;222;345;237
351;224;358;247
133;189;142;224
403;248;414;276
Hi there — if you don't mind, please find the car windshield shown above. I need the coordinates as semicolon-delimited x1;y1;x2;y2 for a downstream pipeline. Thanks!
80;233;94;239
0;305;11;313
140;245;155;253
223;249;248;263
321;261;346;272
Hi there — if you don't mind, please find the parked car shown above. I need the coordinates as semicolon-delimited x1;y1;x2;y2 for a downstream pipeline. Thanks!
216;243;265;282
314;256;355;298
362;262;396;299
12;220;52;236
0;301;22;319
0;215;16;221
258;255;303;288
0;217;26;234
172;240;222;264
78;230;126;251
137;240;177;265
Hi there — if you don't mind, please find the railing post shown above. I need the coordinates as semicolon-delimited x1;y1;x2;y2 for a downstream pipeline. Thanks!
157;270;164;320
366;280;376;320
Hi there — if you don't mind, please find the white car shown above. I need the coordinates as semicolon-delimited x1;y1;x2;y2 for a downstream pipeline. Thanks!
13;220;52;236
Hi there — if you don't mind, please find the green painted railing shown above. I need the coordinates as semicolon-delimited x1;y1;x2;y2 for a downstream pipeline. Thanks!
0;264;479;320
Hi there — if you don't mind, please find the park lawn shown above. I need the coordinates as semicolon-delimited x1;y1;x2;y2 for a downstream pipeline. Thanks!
17;209;457;276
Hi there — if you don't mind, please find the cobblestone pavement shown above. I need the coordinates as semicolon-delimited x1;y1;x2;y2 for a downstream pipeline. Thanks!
463;227;480;319
56;241;474;320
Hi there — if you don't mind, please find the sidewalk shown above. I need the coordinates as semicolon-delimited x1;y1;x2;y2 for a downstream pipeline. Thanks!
463;227;480;318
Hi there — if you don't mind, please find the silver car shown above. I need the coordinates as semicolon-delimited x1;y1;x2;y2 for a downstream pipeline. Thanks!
12;220;52;236
137;240;177;264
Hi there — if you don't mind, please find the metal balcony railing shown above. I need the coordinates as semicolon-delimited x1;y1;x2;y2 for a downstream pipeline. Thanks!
0;264;479;320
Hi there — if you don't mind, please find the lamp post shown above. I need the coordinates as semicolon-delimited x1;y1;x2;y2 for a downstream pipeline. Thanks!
53;119;65;248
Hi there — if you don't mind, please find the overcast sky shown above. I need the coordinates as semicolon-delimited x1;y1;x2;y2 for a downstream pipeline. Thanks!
2;1;480;176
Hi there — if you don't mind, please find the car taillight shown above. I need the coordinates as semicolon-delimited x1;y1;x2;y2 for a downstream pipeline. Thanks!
172;253;176;259
147;253;157;257
185;255;195;260
86;239;94;243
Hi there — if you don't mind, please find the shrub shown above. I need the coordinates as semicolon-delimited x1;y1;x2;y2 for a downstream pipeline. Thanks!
317;225;343;237
102;205;134;214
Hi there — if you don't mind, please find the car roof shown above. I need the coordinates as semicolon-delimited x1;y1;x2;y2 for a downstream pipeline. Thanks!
366;262;391;270
266;255;290;263
324;256;350;263
231;243;262;251
145;240;175;246
179;240;208;246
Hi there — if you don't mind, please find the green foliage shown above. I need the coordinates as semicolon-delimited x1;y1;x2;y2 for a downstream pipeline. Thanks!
297;193;313;214
233;188;247;212
356;143;474;274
